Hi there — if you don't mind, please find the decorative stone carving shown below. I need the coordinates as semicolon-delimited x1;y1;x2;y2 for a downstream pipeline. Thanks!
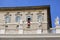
15;12;22;16
4;12;11;16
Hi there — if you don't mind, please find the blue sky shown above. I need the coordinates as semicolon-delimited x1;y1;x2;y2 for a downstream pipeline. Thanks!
0;0;60;28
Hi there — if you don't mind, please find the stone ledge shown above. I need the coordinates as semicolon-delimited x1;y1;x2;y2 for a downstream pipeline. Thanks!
0;34;60;38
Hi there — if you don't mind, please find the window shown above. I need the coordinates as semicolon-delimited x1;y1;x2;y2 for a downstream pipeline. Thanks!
26;12;33;28
26;16;31;28
37;15;43;22
16;16;20;22
5;16;10;23
27;16;32;21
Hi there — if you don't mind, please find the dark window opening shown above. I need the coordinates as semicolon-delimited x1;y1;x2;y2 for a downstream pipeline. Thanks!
27;18;31;28
28;18;30;23
28;18;31;21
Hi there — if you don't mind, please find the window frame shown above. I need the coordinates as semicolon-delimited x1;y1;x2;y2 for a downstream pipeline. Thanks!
5;15;11;23
15;15;21;22
37;14;43;22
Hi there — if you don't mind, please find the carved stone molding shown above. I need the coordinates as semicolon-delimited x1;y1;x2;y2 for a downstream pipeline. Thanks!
26;12;33;15
4;12;11;16
15;12;22;16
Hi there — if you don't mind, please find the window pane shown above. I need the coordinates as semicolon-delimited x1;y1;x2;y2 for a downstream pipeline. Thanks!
37;15;42;22
16;16;20;22
5;16;10;23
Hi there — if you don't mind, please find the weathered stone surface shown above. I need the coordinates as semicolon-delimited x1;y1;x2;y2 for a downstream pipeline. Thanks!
0;37;60;40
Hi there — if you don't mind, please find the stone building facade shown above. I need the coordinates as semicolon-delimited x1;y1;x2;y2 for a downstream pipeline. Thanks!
0;5;52;34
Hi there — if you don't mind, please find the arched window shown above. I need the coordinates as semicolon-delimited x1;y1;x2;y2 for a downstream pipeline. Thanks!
27;16;31;21
5;16;10;23
26;16;32;28
16;16;20;22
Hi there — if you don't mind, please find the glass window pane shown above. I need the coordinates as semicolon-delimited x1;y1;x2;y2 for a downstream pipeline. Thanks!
16;16;20;22
37;15;42;22
5;16;10;23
